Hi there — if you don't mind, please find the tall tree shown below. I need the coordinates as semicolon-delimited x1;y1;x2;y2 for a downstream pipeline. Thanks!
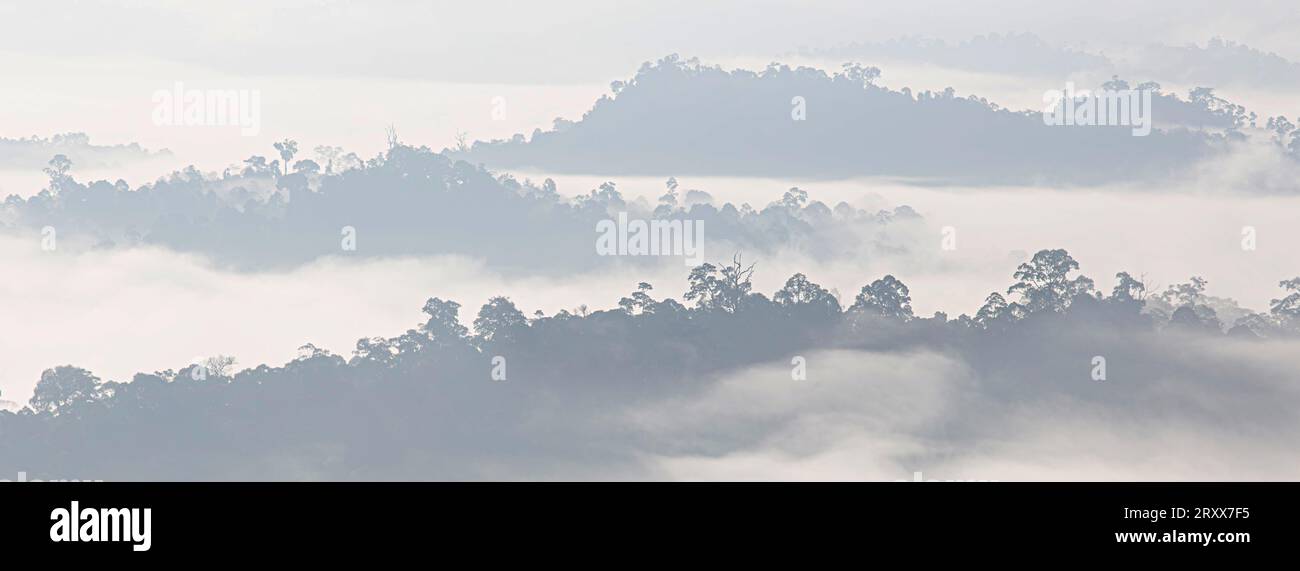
1270;277;1300;321
684;256;755;313
975;292;1010;326
422;297;469;342
474;297;528;343
29;366;101;415
314;145;343;174
43;154;73;194
1111;271;1148;303
850;275;913;319
273;139;299;177
1160;276;1207;307
618;282;658;315
1007;249;1095;314
774;273;841;315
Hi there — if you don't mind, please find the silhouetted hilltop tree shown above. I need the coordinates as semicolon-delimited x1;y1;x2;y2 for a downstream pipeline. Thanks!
1007;249;1096;314
684;256;756;313
974;292;1017;330
474;297;529;344
849;275;914;319
28;366;102;416
273;139;299;177
773;273;842;318
1270;278;1300;330
422;298;470;343
1111;271;1148;303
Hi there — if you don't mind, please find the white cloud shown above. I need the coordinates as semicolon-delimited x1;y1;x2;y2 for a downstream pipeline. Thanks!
632;341;1300;481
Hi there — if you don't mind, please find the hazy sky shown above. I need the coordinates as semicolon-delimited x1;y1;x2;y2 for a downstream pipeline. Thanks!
5;1;1300;83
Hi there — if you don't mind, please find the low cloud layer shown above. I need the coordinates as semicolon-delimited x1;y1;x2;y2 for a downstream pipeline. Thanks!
636;343;1300;481
5;173;1298;405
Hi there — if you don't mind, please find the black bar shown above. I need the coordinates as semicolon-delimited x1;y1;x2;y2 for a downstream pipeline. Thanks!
0;482;1284;559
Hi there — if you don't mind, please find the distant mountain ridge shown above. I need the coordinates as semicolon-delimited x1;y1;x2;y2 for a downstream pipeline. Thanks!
450;55;1239;184
0;132;170;171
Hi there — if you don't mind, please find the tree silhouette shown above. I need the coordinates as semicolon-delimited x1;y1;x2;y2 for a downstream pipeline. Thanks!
1008;249;1095;313
1270;278;1300;321
293;159;321;175
421;297;470;343
29;366;101;415
975;292;1013;327
273;139;299;177
685;256;755;313
850;275;913;320
1111;271;1148;303
1161;276;1208;307
314;145;343;174
774;273;841;316
619;282;658;316
43;154;73;193
243;155;271;175
473;297;528;343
